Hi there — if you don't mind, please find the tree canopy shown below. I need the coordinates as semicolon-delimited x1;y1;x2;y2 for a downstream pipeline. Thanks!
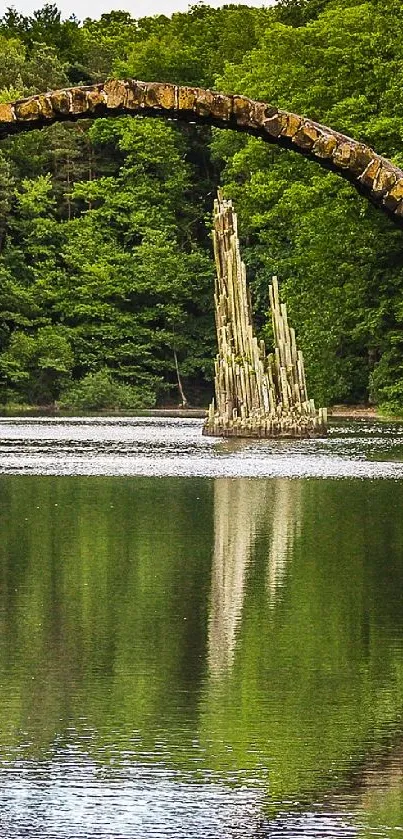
0;0;403;410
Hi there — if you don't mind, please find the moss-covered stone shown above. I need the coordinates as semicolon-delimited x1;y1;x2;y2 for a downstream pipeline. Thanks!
37;95;54;119
280;112;302;139
125;80;147;110
3;79;403;229
194;89;231;120
232;95;253;126
86;88;106;111
348;144;374;176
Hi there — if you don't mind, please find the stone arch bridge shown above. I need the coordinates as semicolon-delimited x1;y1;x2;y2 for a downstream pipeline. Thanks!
1;78;403;227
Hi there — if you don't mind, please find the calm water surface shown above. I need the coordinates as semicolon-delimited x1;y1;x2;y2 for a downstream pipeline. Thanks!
0;417;403;838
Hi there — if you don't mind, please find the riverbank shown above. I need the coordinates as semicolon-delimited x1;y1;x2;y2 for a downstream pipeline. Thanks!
0;404;402;421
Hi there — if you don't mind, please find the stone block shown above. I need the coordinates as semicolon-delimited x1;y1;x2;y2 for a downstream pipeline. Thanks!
50;90;71;115
104;79;127;109
263;111;288;138
37;95;54;119
332;141;352;168
383;178;403;211
292;120;320;150
280;112;302;139
145;82;175;110
313;133;337;158
0;103;15;123
86;88;107;111
372;162;397;196
70;87;89;115
232;95;253;126
125;80;147;110
15;97;41;120
194;89;231;119
250;101;277;127
359;158;381;188
348;143;374;175
209;93;232;121
177;86;198;111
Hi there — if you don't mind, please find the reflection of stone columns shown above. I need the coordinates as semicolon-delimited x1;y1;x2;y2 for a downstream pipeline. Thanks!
208;479;302;676
267;481;301;606
208;478;264;676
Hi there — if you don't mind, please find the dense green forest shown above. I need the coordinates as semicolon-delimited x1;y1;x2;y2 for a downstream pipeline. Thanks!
0;0;403;410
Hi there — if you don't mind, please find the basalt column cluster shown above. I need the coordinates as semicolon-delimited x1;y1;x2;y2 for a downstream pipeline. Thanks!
203;194;327;438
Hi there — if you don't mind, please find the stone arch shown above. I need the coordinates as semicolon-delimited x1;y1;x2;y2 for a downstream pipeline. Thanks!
1;79;403;226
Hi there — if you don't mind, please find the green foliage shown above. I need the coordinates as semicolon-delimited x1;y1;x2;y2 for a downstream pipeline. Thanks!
59;368;156;410
116;4;272;87
0;325;73;403
0;0;403;409
213;0;403;408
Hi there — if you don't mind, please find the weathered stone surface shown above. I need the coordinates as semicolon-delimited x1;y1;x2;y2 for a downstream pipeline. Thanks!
232;96;277;128
70;87;88;115
193;89;231;121
383;178;403;211
280;112;302;139
359;158;381;189
0;103;15;123
125;80;147;110
209;92;232;121
86;87;106;111
145;82;175;110
50;90;71;115
292;120;320;150
104;79;127;109
250;101;277;127
37;95;54;119
15;97;41;120
313;133;337;158
193;88;214;116
348;143;374;176
177;86;198;111
263;111;288;138
372;162;397;196
332;141;352;168
232;95;253;126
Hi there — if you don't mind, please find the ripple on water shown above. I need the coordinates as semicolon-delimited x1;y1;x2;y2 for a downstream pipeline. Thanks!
0;416;402;478
0;757;266;839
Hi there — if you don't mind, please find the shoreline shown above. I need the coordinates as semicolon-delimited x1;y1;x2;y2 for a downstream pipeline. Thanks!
0;405;400;421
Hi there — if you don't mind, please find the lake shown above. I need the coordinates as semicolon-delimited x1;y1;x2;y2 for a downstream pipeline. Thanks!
0;416;403;838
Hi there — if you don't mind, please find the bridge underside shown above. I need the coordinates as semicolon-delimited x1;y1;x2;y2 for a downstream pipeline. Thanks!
0;79;403;227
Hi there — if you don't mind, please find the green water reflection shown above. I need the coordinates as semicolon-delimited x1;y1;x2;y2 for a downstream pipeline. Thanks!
1;475;403;830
